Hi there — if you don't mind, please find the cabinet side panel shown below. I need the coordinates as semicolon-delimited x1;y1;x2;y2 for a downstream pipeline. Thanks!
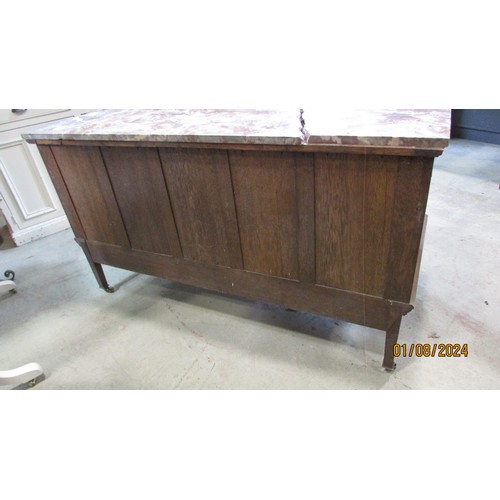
315;153;365;292
384;157;433;302
37;145;86;239
50;146;130;247
101;147;182;256
159;148;242;268
229;151;300;280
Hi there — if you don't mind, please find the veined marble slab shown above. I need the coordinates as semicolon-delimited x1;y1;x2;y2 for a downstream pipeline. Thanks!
23;109;451;149
303;109;451;148
23;109;306;145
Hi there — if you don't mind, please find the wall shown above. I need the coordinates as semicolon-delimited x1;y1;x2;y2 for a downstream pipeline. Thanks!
451;109;500;145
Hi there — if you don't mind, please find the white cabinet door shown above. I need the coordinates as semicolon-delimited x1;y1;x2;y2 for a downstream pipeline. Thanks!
0;109;94;245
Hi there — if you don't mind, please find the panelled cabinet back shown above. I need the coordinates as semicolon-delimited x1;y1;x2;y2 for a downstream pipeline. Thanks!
24;109;451;370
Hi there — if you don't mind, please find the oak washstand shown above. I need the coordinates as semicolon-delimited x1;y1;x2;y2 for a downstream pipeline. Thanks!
24;109;450;370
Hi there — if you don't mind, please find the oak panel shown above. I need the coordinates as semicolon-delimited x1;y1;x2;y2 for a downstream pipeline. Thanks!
101;147;182;256
159;148;242;268
363;156;399;296
295;154;316;282
230;151;300;279
37;145;86;239
50;146;130;247
315;153;365;292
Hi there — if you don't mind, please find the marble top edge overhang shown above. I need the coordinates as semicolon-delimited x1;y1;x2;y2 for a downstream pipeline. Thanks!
302;109;451;149
22;109;306;146
23;108;451;150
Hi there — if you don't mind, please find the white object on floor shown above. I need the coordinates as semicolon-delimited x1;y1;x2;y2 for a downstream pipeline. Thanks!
0;272;44;387
0;279;16;293
0;362;44;387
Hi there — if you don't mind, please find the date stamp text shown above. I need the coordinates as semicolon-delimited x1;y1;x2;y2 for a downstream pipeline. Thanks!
393;343;468;358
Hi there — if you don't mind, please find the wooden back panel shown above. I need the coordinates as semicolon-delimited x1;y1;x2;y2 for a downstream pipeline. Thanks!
101;147;182;256
159;148;243;268
230;151;299;279
45;144;432;305
50;146;130;247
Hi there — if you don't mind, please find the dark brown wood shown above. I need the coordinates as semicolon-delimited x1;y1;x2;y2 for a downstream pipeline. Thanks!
230;150;300;279
385;157;434;302
75;238;114;292
363;156;398;296
101;147;182;256
37;145;86;239
383;316;402;371
86;239;412;331
35;136;441;369
295;154;316;282
159;148;242;268
315;153;365;292
50;146;130;247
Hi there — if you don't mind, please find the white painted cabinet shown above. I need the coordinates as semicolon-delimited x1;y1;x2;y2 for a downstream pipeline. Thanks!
0;109;94;245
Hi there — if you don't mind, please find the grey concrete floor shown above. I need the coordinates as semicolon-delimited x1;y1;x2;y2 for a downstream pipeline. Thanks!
0;138;499;389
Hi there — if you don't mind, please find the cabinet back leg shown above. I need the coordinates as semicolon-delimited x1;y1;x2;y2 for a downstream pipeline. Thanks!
383;316;402;371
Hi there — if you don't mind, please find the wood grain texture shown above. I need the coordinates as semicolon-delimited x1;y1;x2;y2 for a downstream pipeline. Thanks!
385;157;434;302
87;240;413;331
363;156;399;296
295;154;316;282
159;148;242;268
101;147;182;256
230;151;300;279
315;153;365;292
50;146;130;247
37;145;86;239
33;137;442;369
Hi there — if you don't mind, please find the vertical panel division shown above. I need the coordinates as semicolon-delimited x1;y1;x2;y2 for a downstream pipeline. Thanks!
101;146;182;256
159;148;242;268
230;151;300;279
50;146;130;247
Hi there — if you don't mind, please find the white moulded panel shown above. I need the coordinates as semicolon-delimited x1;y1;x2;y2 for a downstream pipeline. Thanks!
0;109;95;245
0;139;58;223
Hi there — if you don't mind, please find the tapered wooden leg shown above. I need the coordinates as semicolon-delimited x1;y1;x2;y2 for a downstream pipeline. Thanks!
90;261;115;293
382;316;402;371
75;238;114;293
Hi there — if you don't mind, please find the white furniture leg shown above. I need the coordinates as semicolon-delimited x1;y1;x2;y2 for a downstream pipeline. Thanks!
0;363;44;387
1;270;44;388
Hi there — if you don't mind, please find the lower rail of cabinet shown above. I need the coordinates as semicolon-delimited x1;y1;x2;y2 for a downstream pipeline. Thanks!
77;238;413;371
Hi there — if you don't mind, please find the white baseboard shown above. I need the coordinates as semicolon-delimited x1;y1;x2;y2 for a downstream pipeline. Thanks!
11;215;71;246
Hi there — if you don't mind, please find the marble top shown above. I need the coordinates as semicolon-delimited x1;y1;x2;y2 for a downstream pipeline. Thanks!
303;109;450;148
23;109;451;150
23;109;306;145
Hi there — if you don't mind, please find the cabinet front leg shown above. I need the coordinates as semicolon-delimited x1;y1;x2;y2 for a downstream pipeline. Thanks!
382;316;402;371
75;238;114;293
